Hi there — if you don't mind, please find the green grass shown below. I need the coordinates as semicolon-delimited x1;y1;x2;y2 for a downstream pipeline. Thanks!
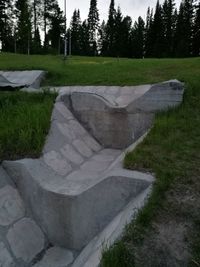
0;91;56;161
0;53;200;266
0;53;199;86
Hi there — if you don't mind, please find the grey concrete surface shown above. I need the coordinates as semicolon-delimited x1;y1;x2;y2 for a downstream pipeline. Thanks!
0;167;51;267
72;186;152;267
7;218;45;263
0;71;45;89
1;80;184;264
33;247;74;267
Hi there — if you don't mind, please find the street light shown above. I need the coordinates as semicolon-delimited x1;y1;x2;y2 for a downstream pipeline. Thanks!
64;0;67;59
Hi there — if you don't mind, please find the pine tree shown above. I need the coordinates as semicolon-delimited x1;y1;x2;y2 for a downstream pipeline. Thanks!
79;20;90;56
98;20;107;55
120;16;132;57
151;1;166;57
174;0;194;57
88;0;99;55
145;7;154;57
32;27;41;54
162;0;176;56
48;3;65;53
0;0;14;52
105;0;116;56
42;0;58;50
132;16;145;58
192;2;200;56
70;9;82;55
15;0;32;54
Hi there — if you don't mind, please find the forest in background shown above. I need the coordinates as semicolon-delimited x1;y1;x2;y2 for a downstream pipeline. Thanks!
0;0;199;58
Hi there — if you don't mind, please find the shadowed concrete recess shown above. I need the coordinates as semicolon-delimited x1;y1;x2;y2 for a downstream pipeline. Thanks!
2;80;184;266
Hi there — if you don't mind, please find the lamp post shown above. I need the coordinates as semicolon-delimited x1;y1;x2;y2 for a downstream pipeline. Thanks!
64;0;67;59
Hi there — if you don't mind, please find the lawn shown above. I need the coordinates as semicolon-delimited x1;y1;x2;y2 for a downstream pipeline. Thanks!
0;53;199;86
0;53;200;266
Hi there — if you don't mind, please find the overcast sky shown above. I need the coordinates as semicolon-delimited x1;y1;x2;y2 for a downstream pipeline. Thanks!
58;0;182;25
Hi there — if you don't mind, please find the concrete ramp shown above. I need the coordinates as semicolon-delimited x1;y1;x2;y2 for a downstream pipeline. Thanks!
2;80;184;266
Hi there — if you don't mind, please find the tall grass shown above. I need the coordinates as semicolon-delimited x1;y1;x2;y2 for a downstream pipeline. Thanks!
0;91;56;160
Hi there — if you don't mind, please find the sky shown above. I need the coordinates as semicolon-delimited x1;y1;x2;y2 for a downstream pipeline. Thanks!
58;0;182;25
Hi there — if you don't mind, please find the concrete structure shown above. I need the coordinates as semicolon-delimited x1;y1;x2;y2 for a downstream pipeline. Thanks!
1;80;184;266
0;71;45;89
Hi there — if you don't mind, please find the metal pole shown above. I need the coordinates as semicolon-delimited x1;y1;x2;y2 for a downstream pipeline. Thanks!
69;30;71;56
64;0;67;59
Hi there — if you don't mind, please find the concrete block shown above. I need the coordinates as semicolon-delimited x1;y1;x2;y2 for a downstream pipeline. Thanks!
33;247;74;267
72;140;93;158
0;186;25;226
60;144;84;165
43;151;72;176
7;218;45;263
0;242;14;267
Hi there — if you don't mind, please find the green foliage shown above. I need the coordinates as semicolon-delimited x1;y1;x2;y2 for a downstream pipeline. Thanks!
0;91;56;160
100;242;135;267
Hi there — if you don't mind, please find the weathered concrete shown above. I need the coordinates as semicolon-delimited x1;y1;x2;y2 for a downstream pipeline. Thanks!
64;80;184;148
0;71;45;89
0;185;25;226
0;74;24;89
72;186;152;267
0;167;50;267
7;218;45;263
0;242;14;267
33;247;74;267
2;81;184;259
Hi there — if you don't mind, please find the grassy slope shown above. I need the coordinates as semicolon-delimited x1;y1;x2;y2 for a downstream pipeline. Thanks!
0;53;200;266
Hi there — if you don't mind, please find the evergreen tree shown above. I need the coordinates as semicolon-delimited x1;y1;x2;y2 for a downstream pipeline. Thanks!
42;0;58;50
131;16;145;58
88;0;99;55
0;0;14;52
120;16;132;57
192;2;200;56
48;3;65;53
151;1;166;57
79;20;90;56
145;7;154;57
70;9;82;55
31;0;42;53
111;6;123;57
104;0;116;56
98;20;106;55
162;0;176;56
174;0;194;57
32;27;41;54
15;0;32;54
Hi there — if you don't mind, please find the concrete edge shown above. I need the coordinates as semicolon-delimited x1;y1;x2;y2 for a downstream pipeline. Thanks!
72;185;153;267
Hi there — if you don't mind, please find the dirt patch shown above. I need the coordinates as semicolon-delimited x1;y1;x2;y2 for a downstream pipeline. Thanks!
134;179;200;267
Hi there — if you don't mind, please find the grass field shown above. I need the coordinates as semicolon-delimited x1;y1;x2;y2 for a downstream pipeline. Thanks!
0;53;200;266
0;53;199;86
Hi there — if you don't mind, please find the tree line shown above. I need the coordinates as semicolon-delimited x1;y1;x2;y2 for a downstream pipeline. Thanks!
0;0;199;57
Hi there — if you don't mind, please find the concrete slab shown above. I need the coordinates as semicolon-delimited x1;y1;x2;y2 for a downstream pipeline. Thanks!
33;247;74;267
7;218;45;263
0;185;25;226
0;242;14;267
0;71;45;89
